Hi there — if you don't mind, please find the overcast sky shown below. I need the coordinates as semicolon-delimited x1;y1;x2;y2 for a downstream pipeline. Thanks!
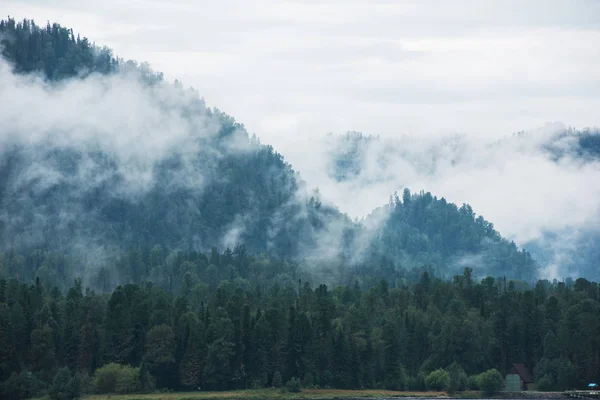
5;0;600;146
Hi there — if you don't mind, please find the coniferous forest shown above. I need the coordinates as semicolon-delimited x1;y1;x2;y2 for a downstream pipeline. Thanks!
1;258;599;398
0;17;599;399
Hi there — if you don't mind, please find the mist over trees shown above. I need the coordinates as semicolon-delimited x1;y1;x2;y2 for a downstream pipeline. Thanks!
368;189;537;281
0;17;599;399
0;18;543;288
325;130;600;281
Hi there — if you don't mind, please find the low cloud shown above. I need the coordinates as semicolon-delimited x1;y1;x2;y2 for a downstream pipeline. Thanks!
0;57;225;199
281;124;600;279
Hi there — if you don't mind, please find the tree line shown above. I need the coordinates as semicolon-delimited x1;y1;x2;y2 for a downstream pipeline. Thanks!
0;17;165;83
1;251;598;398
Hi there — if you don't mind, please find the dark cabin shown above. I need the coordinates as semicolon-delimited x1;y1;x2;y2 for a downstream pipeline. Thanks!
505;364;533;391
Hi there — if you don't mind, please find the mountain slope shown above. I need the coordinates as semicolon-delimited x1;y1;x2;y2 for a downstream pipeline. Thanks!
362;189;537;281
324;129;600;281
0;18;541;287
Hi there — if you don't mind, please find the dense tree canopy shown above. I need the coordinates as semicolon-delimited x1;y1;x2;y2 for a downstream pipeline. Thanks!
0;17;117;79
1;262;599;398
369;189;538;280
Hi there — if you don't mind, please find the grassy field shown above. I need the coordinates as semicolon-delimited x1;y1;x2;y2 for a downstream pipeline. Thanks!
82;388;449;400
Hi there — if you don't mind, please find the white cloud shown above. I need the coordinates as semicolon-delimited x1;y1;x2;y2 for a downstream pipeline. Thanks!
2;0;600;258
289;123;600;253
4;1;599;143
0;58;221;198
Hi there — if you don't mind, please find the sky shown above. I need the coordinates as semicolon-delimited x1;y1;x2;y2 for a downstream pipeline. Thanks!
4;0;600;143
3;1;600;269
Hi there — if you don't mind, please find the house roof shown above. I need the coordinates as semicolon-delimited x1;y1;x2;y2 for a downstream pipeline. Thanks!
509;364;533;383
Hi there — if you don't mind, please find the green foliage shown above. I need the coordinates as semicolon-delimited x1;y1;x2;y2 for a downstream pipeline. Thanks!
321;370;334;387
179;328;205;389
0;371;44;399
425;369;450;391
383;322;407;390
92;363;122;393
286;377;302;393
144;324;176;388
0;18;118;79
2;269;600;394
49;367;82;400
542;331;560;359
92;363;140;394
478;369;503;395
0;304;13;381
447;363;468;393
139;363;156;393
272;371;283;388
407;373;426;391
303;372;314;388
534;356;578;391
536;374;554;391
467;375;480;390
116;366;141;394
376;191;537;280
91;363;139;394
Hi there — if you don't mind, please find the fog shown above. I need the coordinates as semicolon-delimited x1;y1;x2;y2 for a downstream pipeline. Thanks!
0;54;359;283
2;51;599;281
6;0;600;143
2;0;600;281
284;125;600;279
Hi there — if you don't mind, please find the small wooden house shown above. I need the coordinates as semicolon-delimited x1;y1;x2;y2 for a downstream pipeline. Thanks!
505;364;533;392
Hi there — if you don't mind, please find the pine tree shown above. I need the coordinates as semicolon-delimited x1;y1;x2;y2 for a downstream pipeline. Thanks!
63;279;83;370
179;329;205;389
143;324;176;388
0;304;15;381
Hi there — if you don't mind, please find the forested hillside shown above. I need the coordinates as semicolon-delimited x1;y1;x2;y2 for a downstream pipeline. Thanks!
0;17;539;288
326;130;600;281
543;127;600;161
0;17;356;282
366;190;537;281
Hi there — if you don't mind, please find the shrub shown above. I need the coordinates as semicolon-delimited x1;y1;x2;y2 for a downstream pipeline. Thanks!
321;369;334;387
536;374;554;391
425;368;450;391
139;362;155;393
385;365;407;390
303;372;314;388
407;376;418;391
286;377;302;393
260;371;269;387
1;371;43;399
251;379;263;389
272;371;282;387
479;369;504;394
447;362;468;393
49;367;82;400
92;363;121;393
116;366;141;394
407;373;426;391
93;363;141;394
467;374;480;390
